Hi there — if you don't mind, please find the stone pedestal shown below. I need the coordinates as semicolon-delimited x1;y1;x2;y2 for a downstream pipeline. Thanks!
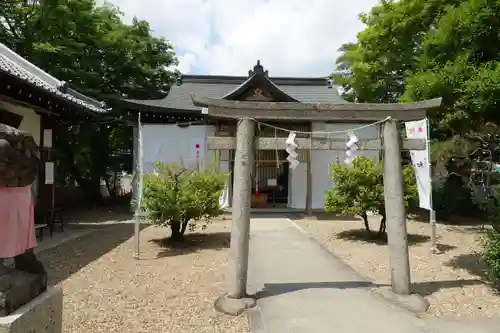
0;266;47;317
0;286;63;333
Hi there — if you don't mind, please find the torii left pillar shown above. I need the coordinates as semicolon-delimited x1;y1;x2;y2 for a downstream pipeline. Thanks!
214;118;257;315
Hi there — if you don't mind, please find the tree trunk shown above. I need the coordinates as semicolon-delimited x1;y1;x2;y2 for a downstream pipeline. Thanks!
104;172;118;197
180;218;189;236
377;203;387;237
104;177;112;197
378;214;386;236
361;212;370;232
111;171;118;195
170;221;183;243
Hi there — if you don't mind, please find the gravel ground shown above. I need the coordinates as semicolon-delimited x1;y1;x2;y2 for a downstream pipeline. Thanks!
38;220;248;333
294;216;500;319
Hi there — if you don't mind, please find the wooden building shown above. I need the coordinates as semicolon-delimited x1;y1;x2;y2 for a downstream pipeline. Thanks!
0;43;109;229
120;61;440;211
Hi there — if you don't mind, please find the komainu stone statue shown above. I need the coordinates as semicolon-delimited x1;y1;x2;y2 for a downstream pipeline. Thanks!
0;124;47;316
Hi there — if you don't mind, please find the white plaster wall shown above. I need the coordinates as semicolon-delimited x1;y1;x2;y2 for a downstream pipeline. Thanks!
0;100;41;145
288;122;380;210
141;124;216;172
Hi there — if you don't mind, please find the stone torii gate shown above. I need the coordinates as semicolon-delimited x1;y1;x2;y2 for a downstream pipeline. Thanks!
191;94;442;315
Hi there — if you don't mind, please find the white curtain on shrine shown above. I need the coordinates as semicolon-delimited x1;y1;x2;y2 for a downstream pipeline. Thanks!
140;124;230;209
141;124;208;172
218;161;230;209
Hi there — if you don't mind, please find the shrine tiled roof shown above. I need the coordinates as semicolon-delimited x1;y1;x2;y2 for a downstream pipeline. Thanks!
123;61;347;113
0;43;107;114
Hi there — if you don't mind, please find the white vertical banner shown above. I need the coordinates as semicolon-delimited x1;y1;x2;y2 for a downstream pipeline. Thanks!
405;119;432;210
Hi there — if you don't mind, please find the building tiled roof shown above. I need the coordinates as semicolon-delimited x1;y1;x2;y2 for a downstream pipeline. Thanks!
0;43;107;114
124;71;347;112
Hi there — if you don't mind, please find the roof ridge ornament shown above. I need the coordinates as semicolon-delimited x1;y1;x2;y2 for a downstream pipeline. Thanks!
248;60;269;77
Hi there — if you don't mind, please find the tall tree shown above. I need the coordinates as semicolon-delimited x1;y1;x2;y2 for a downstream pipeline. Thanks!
0;0;178;202
332;0;500;218
332;0;463;104
403;0;500;136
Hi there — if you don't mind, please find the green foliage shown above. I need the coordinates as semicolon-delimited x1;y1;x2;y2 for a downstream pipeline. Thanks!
0;0;178;202
475;181;500;231
0;0;178;100
481;230;500;284
141;163;227;242
401;1;500;134
333;0;500;284
432;175;479;220
325;157;383;216
476;184;500;284
332;0;462;105
333;0;500;229
324;157;417;234
333;0;500;139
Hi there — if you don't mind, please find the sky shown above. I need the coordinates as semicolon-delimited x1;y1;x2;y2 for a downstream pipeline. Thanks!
102;0;381;77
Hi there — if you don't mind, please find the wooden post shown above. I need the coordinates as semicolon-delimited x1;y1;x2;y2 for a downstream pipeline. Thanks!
305;139;313;216
382;118;411;295
228;118;254;298
131;126;138;213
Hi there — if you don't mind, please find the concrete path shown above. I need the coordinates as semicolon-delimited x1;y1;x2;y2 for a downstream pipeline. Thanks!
246;218;496;333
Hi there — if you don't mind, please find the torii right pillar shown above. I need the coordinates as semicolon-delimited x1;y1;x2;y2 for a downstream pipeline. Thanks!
380;117;430;313
382;118;411;295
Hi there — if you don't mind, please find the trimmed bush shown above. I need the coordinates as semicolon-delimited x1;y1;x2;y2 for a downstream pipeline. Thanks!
141;162;227;242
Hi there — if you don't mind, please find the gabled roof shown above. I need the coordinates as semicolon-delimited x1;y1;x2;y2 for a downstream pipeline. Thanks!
221;74;297;102
123;60;346;113
0;43;107;114
221;60;299;102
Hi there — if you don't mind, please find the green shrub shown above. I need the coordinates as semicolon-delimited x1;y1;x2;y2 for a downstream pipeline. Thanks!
141;162;227;242
324;156;417;236
477;184;500;284
481;230;500;284
433;174;480;220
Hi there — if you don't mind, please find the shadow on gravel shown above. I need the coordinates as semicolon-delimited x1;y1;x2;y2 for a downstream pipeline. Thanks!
39;223;144;285
151;231;231;258
335;228;430;246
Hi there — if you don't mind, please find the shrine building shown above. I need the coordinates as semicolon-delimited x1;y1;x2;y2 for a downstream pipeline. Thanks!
121;61;440;212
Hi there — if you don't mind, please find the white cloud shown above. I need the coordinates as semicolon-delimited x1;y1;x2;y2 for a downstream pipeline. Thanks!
104;0;379;76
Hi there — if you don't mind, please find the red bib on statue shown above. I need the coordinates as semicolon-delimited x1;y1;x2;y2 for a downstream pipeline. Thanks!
0;185;37;258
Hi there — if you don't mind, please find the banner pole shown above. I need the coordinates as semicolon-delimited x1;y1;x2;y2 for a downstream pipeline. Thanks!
133;112;143;260
426;117;437;253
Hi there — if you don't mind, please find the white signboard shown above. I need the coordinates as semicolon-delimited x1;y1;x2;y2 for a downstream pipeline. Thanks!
405;119;431;210
45;162;54;185
43;129;52;148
